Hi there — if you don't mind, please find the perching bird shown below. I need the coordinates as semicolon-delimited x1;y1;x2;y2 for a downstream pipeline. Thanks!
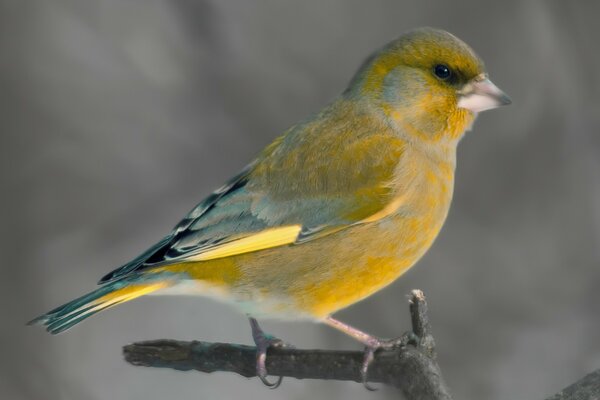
30;27;510;388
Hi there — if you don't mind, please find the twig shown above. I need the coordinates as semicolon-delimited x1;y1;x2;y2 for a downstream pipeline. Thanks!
124;290;453;399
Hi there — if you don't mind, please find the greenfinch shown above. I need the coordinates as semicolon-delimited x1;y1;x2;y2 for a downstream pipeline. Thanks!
30;27;510;387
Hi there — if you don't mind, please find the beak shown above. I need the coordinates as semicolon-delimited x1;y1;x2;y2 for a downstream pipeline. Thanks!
457;75;511;113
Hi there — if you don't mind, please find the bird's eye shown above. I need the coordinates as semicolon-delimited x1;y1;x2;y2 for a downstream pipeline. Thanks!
433;64;452;80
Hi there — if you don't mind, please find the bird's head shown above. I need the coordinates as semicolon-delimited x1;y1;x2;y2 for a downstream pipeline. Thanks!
347;27;511;142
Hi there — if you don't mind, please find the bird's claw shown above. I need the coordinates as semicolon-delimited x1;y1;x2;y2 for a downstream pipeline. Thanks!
360;336;406;390
255;336;285;389
249;318;293;389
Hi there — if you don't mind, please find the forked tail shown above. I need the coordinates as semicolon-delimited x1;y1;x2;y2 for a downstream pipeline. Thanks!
28;276;172;334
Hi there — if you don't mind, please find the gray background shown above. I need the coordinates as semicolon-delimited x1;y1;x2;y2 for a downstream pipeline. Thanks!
1;1;599;399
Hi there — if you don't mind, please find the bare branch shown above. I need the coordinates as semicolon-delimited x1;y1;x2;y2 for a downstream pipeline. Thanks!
124;340;451;397
123;290;453;399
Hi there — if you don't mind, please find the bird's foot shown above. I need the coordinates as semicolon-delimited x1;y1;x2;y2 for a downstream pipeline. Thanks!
324;316;415;390
249;318;293;389
359;336;407;391
360;330;431;390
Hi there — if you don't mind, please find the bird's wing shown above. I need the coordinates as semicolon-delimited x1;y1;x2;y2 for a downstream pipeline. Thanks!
99;124;406;284
98;165;257;283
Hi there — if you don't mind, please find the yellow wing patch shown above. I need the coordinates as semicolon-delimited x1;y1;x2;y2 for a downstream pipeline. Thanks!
185;225;302;262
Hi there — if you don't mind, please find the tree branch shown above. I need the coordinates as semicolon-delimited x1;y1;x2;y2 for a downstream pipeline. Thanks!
124;290;453;399
122;290;600;400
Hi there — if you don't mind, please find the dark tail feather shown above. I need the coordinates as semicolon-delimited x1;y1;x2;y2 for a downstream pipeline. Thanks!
28;278;171;334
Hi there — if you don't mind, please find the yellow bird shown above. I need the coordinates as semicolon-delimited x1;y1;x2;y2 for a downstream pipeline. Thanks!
30;27;510;387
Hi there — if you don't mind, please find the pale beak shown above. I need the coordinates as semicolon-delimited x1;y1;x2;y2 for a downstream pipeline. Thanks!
457;75;511;113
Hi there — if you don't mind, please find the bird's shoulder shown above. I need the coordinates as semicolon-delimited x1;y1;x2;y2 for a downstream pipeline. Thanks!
249;98;407;206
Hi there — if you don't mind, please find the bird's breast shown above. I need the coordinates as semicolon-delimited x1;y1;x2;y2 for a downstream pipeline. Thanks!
265;145;457;318
386;143;455;232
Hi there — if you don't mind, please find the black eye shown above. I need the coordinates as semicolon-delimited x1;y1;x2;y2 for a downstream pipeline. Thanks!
434;64;452;80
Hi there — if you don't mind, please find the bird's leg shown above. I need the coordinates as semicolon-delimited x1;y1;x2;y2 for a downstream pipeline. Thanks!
248;317;287;389
324;316;408;390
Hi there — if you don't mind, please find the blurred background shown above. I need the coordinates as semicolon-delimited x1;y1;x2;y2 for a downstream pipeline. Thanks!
1;1;599;399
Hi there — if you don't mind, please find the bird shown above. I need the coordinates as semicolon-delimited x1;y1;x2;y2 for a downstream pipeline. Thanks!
29;27;511;388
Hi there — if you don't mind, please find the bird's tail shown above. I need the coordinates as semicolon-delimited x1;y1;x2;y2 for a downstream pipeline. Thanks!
28;276;172;334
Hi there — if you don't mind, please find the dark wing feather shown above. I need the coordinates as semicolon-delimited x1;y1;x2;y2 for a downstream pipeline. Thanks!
97;164;254;284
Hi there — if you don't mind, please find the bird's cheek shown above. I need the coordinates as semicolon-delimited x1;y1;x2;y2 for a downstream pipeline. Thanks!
447;108;476;139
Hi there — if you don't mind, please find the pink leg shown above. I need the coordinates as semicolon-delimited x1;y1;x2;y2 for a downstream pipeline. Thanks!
324;316;404;390
324;317;384;347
